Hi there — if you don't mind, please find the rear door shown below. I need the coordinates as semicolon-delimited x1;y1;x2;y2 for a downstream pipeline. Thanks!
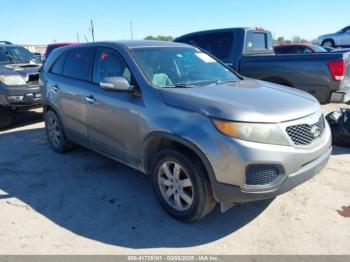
50;46;96;145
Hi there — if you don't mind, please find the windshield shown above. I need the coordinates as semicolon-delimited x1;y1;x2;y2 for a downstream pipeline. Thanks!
130;47;239;88
0;46;38;65
313;45;327;53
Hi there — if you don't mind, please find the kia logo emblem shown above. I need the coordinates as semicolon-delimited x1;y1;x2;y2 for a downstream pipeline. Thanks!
310;126;322;138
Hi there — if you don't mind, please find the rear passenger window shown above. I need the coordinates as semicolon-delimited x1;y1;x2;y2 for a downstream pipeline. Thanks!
198;33;233;60
50;52;68;75
62;47;95;81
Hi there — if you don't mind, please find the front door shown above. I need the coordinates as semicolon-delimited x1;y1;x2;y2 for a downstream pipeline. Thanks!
86;47;142;166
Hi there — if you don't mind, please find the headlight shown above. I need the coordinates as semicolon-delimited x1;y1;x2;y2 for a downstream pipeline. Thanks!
212;119;291;146
0;75;26;86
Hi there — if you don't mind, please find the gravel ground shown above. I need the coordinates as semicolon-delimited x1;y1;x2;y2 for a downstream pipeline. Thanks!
0;104;349;255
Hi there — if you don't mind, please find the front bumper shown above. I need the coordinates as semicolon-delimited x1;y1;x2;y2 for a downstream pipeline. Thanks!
212;147;331;205
0;85;42;108
206;115;332;205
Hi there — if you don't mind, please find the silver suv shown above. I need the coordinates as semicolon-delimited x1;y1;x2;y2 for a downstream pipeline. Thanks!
40;41;332;222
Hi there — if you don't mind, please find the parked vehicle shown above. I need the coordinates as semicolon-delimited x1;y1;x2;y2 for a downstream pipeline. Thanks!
33;52;46;63
0;41;13;45
317;26;350;47
41;41;332;221
44;42;76;59
274;44;327;54
0;44;42;129
331;48;350;54
175;28;350;104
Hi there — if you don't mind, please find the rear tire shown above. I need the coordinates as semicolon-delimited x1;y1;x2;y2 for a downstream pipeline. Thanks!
151;148;216;222
0;107;12;130
322;39;335;48
44;110;74;153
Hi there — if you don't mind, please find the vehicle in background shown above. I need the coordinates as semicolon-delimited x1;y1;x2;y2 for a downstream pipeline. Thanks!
41;41;331;221
33;52;46;63
175;28;350;104
323;46;335;52
274;44;327;54
317;26;350;47
0;41;13;45
331;47;350;54
44;42;76;59
0;44;42;129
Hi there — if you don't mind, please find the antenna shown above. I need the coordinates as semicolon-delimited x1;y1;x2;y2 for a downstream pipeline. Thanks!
90;19;95;42
130;21;134;40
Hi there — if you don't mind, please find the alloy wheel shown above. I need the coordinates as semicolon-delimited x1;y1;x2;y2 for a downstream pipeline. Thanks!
157;161;194;212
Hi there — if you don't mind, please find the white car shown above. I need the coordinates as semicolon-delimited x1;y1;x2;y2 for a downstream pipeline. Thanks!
317;26;350;47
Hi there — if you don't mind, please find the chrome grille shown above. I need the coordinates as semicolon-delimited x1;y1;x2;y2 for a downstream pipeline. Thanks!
286;116;325;146
246;165;280;186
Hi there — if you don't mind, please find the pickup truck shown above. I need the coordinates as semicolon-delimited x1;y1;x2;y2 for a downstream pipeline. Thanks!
175;28;350;104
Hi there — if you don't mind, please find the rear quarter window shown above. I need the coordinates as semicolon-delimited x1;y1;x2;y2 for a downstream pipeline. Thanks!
198;32;233;60
50;52;68;75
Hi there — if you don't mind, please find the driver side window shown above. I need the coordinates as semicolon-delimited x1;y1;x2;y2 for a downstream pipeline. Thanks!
93;48;131;84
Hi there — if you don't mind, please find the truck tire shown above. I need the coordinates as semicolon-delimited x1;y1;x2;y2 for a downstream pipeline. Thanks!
0;107;12;130
44;110;74;153
151;148;216;222
322;39;335;47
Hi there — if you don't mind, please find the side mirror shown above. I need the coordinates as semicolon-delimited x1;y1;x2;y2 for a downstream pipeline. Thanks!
100;77;133;92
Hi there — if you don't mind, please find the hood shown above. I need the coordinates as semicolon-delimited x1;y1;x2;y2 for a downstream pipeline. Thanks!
0;64;41;78
159;79;320;123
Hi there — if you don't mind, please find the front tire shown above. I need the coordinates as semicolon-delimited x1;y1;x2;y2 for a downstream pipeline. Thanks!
44;110;74;153
151;149;216;222
0;107;12;130
322;39;335;47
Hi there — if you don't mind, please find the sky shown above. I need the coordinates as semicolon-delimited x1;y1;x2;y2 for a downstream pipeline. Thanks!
1;0;350;45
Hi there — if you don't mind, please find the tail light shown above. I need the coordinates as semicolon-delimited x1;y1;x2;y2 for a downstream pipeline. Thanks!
328;60;345;81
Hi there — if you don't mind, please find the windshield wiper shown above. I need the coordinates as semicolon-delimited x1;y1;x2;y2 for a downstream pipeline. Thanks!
215;79;238;85
165;82;197;88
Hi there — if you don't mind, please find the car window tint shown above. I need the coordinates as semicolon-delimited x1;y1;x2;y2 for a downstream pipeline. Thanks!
197;32;233;60
50;52;68;75
297;47;312;53
62;47;95;81
94;48;131;84
251;33;267;49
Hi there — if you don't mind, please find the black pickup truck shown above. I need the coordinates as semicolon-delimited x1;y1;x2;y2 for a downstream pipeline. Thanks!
175;28;350;104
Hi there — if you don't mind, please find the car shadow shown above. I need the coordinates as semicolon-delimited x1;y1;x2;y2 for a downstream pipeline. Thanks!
0;128;272;249
2;108;43;131
331;145;350;155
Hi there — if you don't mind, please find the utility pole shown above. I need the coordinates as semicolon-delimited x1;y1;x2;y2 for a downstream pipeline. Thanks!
76;33;80;43
130;21;134;40
90;19;95;42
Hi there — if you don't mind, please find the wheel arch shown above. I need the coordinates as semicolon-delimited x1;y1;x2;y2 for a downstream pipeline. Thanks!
142;132;216;184
260;76;294;87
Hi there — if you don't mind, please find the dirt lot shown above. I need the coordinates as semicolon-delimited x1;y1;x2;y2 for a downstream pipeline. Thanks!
0;104;349;255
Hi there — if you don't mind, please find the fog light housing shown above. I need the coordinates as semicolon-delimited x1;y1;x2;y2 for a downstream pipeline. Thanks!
246;165;281;186
7;95;24;101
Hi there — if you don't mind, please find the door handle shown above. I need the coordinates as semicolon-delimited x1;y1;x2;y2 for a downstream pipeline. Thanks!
84;95;96;104
50;85;59;93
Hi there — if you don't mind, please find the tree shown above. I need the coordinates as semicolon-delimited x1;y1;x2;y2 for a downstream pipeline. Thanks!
144;35;174;41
